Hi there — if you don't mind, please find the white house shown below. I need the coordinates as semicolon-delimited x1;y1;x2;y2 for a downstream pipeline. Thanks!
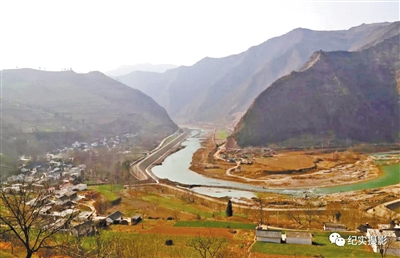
285;231;313;245
255;229;282;243
73;184;87;191
323;222;347;231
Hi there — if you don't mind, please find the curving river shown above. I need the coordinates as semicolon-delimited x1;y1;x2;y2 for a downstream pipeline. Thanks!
151;130;400;198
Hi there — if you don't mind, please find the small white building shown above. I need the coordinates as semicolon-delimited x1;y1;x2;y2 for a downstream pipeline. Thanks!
366;229;397;253
255;229;282;243
323;222;347;231
73;184;87;191
285;231;313;245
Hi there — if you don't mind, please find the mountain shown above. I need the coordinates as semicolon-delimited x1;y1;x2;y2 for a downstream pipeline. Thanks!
105;63;178;77
117;22;396;125
232;33;400;147
1;69;178;157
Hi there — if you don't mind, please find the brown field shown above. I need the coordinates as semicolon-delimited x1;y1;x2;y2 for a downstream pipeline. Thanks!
253;154;315;171
111;220;237;238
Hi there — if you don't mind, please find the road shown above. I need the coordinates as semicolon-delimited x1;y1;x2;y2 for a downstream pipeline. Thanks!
131;129;191;183
123;182;325;212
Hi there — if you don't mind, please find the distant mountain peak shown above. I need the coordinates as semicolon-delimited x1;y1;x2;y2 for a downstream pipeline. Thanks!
105;63;178;77
116;21;398;125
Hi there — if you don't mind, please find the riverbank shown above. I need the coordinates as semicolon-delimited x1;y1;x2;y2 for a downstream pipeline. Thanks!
189;133;399;190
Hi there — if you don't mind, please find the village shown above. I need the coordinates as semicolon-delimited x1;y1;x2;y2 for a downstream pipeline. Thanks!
2;144;400;257
1;129;399;257
1;133;147;238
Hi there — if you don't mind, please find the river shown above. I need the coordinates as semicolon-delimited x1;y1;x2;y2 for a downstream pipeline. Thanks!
151;130;400;198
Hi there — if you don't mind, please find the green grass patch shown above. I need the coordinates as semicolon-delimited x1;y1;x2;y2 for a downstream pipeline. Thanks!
88;184;124;201
174;220;256;229
0;250;17;258
141;195;214;218
318;163;400;194
215;129;230;141
70;230;211;258
252;232;394;258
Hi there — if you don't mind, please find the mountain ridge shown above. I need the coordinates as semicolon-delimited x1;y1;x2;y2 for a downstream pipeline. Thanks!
1;68;178;157
105;63;178;77
117;22;398;125
232;34;399;147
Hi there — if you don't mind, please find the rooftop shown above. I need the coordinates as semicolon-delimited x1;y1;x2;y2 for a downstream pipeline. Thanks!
286;231;313;239
324;222;346;228
256;230;282;238
108;211;123;221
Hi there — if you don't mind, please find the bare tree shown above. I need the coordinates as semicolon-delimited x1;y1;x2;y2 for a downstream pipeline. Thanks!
186;232;228;258
326;201;342;222
182;190;195;204
150;198;159;211
57;232;96;258
0;185;75;258
377;234;396;258
303;200;317;227
172;210;180;221
255;198;264;224
287;210;303;226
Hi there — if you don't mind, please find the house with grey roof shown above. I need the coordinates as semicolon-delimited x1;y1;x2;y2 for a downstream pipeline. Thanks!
255;229;282;243
285;231;313;245
71;221;95;237
106;211;123;224
323;222;347;231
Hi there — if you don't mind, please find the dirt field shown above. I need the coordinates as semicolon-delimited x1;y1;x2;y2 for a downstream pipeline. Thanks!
111;220;237;238
253;154;316;171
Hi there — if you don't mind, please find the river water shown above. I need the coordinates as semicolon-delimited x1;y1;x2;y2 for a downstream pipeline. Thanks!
151;130;400;198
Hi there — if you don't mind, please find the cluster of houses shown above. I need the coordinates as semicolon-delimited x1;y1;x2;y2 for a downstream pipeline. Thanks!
93;211;142;227
218;147;277;164
2;178;144;237
4;155;86;193
5;132;142;187
6;132;140;184
70;132;138;152
219;152;254;165
0;131;148;236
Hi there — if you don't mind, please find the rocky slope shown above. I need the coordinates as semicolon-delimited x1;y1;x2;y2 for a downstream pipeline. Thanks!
232;33;399;147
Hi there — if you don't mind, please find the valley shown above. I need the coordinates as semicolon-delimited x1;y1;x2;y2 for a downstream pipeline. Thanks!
1;16;399;258
150;129;399;194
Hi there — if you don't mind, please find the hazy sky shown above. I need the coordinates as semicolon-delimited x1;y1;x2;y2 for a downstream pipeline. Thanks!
0;0;398;73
